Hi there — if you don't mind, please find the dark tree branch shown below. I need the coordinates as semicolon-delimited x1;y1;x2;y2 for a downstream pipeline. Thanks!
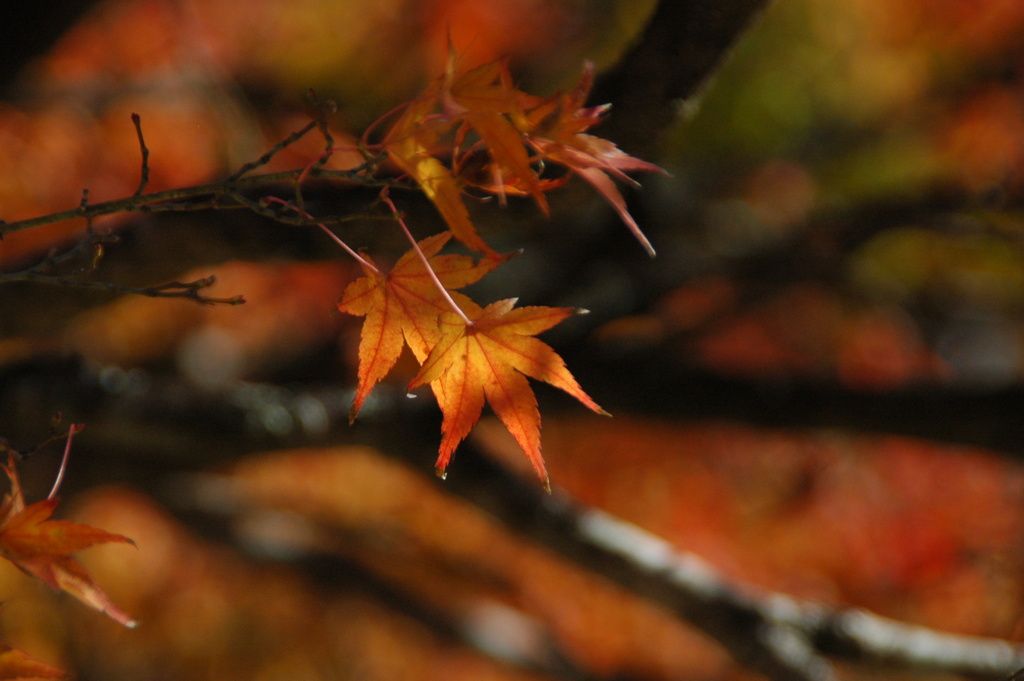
591;0;771;159
0;108;401;241
0;220;245;305
439;441;1024;681
0;165;396;239
1;271;245;304
2;356;1019;681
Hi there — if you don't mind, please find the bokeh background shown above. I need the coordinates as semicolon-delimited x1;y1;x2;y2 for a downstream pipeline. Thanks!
3;0;1024;679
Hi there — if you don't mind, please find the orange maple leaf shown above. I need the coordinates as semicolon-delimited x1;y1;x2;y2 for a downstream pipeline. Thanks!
444;58;549;212
381;72;497;256
380;51;661;257
521;62;666;257
0;642;69;680
381;55;548;254
408;298;608;488
0;427;137;629
337;232;506;421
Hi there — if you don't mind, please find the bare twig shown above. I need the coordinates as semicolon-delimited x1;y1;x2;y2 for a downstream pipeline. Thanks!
0;166;398;239
225;119;320;182
1;268;244;304
0;221;242;304
310;90;337;173
131;113;150;196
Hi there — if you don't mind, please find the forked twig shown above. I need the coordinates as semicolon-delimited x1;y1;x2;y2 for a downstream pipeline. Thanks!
1;267;245;304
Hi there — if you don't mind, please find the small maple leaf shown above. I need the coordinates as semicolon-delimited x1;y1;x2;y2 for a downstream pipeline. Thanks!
408;298;608;489
382;55;549;254
337;232;506;421
0;426;137;629
0;642;69;680
521;62;666;257
442;57;550;214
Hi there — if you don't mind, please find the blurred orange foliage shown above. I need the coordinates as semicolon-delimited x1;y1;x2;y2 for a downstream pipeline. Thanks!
478;417;1024;636
64;261;356;386
5;0;1024;679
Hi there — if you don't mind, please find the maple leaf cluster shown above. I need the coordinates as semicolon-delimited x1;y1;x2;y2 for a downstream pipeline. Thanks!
337;54;660;487
380;52;663;257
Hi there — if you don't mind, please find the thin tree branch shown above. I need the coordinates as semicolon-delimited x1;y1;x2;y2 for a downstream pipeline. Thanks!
130;113;150;196
1;269;245;304
0;166;401;239
224;118;321;182
3;358;1023;680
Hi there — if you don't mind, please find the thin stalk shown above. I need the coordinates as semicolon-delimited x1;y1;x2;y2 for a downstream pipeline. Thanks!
48;423;84;500
0;167;388;239
261;197;379;274
381;190;473;326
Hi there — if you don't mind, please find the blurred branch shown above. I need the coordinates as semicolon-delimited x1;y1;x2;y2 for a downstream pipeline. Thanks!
571;353;1024;458
0;223;245;305
591;0;771;158
574;505;1024;679
3;356;1020;680
0;110;401;240
443;443;1024;681
0;165;395;238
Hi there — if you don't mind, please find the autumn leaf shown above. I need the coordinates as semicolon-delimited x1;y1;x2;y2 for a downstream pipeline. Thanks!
384;137;490;254
337;232;506;421
408;298;608;488
443;57;549;213
382;55;546;254
521;62;666;257
381;73;496;256
0;428;137;629
0;642;68;680
379;51;661;256
462;110;547;212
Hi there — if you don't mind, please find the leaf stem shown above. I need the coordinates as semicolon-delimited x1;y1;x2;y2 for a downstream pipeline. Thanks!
48;423;84;500
381;190;474;326
261;197;380;274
